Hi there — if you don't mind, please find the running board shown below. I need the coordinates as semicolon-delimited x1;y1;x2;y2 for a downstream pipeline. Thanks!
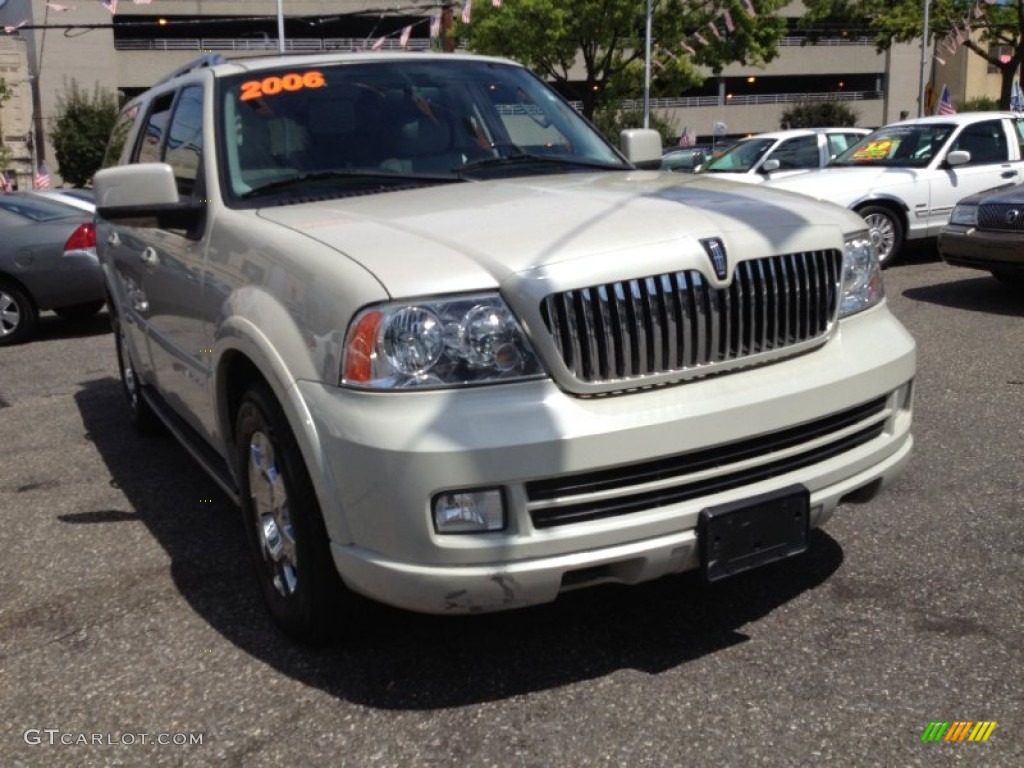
140;387;242;507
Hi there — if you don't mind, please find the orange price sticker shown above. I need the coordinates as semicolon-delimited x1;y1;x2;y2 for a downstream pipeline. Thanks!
852;138;897;161
240;70;326;101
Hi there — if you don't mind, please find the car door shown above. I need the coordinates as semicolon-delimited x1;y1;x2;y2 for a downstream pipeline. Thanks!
113;85;215;440
928;118;1022;235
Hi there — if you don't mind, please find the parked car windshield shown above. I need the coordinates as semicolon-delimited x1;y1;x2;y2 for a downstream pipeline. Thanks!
0;194;85;222
218;59;627;201
700;138;775;173
830;123;955;168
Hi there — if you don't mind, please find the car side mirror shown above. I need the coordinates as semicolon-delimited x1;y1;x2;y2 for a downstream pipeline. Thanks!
95;163;205;236
620;129;663;170
761;158;781;173
946;150;970;167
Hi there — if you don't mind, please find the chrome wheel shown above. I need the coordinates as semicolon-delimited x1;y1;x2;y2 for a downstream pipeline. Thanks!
859;206;903;266
248;430;299;598
0;282;38;346
0;289;22;339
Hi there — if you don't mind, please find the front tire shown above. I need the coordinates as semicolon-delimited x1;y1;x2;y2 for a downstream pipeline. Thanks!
858;205;904;267
0;281;38;346
235;384;348;644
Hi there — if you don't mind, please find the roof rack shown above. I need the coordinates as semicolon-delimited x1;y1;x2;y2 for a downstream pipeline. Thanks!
154;53;228;87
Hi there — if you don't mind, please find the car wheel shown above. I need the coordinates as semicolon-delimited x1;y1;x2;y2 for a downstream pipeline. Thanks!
235;383;349;643
857;205;904;267
113;313;160;433
55;300;105;321
0;281;38;346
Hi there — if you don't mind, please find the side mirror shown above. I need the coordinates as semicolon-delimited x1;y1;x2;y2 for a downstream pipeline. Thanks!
95;163;204;234
946;150;970;167
620;129;663;170
761;158;781;173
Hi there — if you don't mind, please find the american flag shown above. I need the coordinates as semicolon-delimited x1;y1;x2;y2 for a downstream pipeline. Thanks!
429;15;441;40
34;163;51;190
936;85;956;115
101;0;119;13
462;0;472;24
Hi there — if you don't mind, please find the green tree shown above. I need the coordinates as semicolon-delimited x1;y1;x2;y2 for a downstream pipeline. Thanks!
593;106;678;145
49;80;119;187
800;0;1024;110
462;0;789;119
780;98;859;128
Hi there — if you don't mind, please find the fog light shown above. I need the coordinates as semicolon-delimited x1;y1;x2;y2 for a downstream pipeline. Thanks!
433;489;505;533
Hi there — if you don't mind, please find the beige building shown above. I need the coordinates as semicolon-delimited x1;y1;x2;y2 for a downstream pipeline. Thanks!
0;0;967;185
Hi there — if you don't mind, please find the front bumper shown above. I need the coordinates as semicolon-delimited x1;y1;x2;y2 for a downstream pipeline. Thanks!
296;303;915;614
939;227;1024;274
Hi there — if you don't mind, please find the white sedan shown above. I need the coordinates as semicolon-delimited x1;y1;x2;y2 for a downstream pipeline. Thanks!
762;113;1024;264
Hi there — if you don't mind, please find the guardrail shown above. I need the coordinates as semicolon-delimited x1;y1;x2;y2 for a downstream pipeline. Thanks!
114;35;875;53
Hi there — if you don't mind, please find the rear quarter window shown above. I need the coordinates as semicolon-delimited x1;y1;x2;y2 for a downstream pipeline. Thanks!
102;104;140;168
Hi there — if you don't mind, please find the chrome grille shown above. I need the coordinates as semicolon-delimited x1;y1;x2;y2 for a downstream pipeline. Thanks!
977;204;1024;232
541;250;843;384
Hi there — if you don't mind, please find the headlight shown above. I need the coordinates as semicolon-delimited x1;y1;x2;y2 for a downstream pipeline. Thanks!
949;203;978;227
839;233;884;317
342;293;546;389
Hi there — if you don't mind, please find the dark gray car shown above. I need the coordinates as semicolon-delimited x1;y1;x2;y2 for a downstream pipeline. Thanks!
939;182;1024;286
0;192;104;345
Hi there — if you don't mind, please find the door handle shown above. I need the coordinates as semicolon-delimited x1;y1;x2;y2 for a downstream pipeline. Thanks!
139;247;159;266
1001;170;1018;178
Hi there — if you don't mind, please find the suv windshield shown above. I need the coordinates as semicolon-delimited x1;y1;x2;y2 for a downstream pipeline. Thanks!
701;138;775;173
219;59;627;201
830;124;955;168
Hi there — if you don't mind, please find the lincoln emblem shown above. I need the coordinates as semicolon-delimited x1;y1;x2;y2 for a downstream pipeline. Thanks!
701;238;728;280
1006;209;1020;225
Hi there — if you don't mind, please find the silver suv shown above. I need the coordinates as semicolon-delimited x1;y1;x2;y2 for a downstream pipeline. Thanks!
95;53;915;642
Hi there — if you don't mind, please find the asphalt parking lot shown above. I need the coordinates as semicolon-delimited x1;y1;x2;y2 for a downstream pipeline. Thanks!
1;246;1021;767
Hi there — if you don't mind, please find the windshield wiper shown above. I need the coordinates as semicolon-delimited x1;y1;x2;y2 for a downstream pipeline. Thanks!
241;170;461;199
458;152;624;175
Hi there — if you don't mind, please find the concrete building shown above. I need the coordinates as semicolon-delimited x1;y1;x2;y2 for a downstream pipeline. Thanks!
0;0;957;186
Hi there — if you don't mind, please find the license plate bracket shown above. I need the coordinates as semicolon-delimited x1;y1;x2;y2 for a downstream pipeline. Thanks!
698;485;810;582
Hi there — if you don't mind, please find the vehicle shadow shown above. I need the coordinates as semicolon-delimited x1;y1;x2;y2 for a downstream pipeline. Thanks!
33;309;112;342
902;274;1023;317
75;376;844;710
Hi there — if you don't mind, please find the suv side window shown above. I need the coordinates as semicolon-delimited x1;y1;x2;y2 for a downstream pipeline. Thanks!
164;86;204;201
102;104;140;168
136;92;174;165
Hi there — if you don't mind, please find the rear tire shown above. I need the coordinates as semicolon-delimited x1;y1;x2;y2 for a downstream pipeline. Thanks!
857;205;904;267
235;383;349;644
0;281;38;346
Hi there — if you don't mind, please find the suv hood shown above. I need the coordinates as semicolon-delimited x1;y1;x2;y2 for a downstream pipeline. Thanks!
256;172;863;297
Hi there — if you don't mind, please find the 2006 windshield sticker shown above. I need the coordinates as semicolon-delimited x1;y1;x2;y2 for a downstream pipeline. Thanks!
240;71;326;101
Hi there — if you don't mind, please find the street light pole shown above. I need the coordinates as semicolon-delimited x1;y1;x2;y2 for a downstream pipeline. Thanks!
643;0;652;128
917;0;930;116
277;0;286;53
